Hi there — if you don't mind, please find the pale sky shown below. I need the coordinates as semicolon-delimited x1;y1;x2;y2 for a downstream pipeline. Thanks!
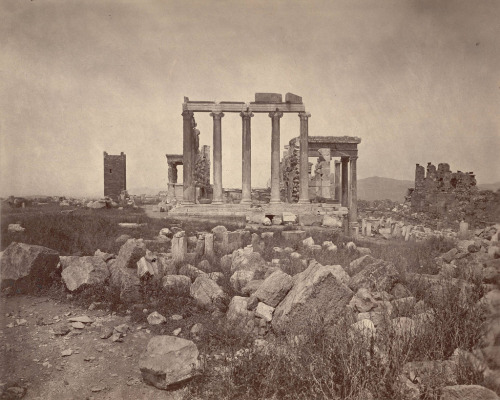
1;0;499;197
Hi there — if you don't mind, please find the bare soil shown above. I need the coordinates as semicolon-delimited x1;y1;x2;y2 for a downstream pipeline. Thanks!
0;295;186;400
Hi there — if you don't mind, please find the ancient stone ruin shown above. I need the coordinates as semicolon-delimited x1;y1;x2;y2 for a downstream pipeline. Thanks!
103;151;127;201
410;162;477;214
165;93;361;234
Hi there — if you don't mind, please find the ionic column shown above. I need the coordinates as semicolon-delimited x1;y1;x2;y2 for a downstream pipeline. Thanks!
349;156;358;225
334;160;341;202
298;112;311;204
240;111;254;205
182;110;195;204
269;111;283;204
341;157;349;207
210;112;224;205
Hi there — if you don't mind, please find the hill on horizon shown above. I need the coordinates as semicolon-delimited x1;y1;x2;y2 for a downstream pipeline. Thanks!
358;176;413;202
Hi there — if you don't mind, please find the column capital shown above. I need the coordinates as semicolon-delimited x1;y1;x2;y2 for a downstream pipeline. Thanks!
268;111;284;119
240;111;254;119
298;112;311;120
210;112;224;120
182;110;194;119
350;156;358;161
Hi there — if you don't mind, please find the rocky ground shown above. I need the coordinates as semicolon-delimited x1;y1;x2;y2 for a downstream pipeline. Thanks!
0;295;188;400
1;208;500;399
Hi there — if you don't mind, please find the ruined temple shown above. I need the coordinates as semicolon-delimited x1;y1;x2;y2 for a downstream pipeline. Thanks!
410;162;477;214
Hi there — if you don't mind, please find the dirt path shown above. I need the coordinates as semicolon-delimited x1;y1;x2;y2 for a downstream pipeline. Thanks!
0;295;186;400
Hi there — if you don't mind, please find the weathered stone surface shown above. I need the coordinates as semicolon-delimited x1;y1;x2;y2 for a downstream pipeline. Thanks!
0;242;59;291
207;272;224;285
392;283;412;299
139;336;199;389
440;385;499;400
190;276;227;311
242;280;264;296
262;217;272;226
272;261;353;333
285;92;302;104
346;255;381;276
226;296;254;329
7;223;25;233
197;259;212;273
350;319;376;341
162;275;191;295
402;360;458;389
179;264;206;282
61;256;109;291
303;237;315;247
281;230;307;243
94;249;115;262
349;260;398;292
282;212;297;223
230;269;256;293
108;260;142;303
322;215;342;227
255;302;275;322
255;93;282;103
137;257;159;279
147;311;166;325
253;269;293;307
231;251;267;275
115;239;146;269
349;288;379;313
157;253;177;276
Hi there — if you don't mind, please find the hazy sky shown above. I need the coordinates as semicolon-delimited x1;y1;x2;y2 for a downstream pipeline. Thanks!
1;0;499;197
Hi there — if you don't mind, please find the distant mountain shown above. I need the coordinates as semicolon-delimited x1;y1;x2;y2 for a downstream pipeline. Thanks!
478;182;500;192
358;176;413;202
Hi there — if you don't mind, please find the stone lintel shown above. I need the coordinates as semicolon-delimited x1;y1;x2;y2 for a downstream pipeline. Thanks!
165;154;183;164
183;102;305;113
289;136;362;146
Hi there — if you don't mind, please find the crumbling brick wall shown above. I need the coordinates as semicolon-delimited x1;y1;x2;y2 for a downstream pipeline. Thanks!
104;152;126;201
411;162;477;215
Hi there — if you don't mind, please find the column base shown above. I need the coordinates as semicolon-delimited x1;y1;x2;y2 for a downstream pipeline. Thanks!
212;200;224;205
240;199;252;205
297;199;310;205
181;201;195;206
269;200;281;205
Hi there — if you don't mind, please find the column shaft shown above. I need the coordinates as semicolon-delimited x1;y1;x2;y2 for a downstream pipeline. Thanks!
341;157;349;207
241;111;253;205
182;111;195;204
349;156;358;225
211;112;224;204
334;160;341;201
298;112;311;204
269;111;283;204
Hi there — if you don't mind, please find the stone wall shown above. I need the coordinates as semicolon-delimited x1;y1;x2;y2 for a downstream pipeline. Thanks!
410;162;477;215
104;152;126;201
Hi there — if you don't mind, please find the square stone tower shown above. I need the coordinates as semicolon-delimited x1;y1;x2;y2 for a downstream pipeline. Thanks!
103;151;126;201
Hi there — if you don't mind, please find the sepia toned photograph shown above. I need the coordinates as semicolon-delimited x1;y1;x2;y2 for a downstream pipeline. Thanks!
1;0;499;399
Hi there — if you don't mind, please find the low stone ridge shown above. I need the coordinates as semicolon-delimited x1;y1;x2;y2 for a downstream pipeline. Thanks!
0;242;60;291
61;256;109;291
139;335;199;389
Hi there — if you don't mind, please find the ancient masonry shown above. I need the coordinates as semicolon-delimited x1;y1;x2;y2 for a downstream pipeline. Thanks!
103;151;126;201
167;93;361;232
410;162;477;214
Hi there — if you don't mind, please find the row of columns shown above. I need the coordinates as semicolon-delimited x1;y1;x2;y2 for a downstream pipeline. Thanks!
182;110;311;206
